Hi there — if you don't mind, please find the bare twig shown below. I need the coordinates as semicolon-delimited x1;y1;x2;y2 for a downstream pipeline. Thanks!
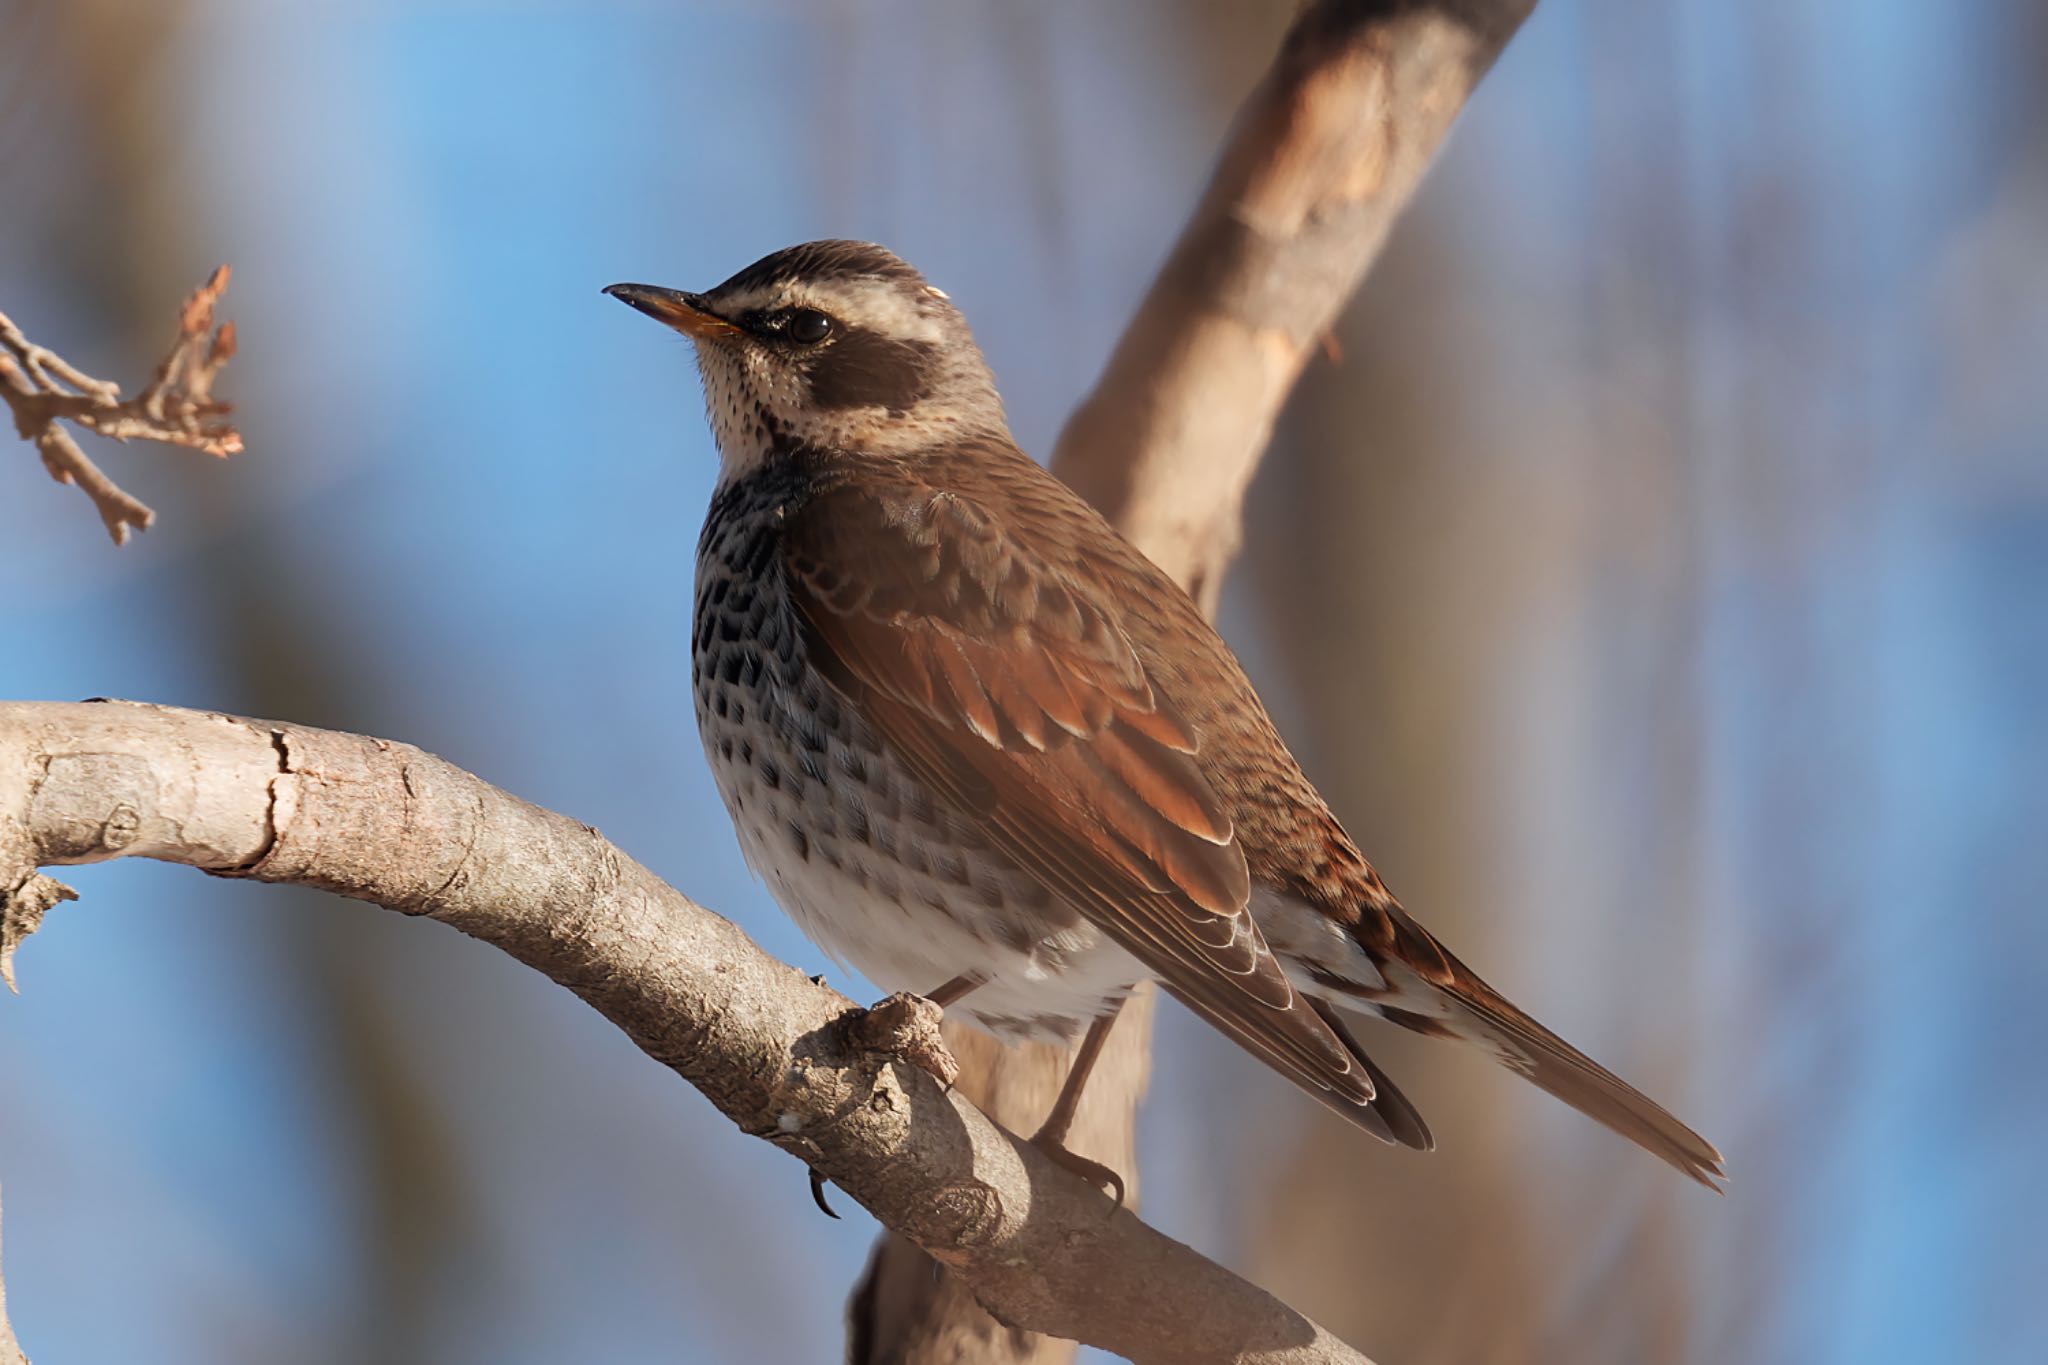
0;700;1369;1365
851;2;1537;1358
1;268;241;545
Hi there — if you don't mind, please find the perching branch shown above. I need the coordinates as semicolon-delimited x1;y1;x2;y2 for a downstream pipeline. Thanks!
855;1;1538;1358
0;267;241;544
0;700;1367;1365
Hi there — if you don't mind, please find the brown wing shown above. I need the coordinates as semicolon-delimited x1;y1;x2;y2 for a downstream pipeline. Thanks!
782;478;1377;1112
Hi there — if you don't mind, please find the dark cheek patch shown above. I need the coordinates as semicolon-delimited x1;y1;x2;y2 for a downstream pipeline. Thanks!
805;328;936;415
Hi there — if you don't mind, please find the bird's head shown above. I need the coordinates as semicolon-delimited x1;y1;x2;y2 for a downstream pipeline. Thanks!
607;240;1004;477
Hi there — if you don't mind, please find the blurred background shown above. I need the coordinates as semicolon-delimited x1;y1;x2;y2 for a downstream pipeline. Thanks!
1;0;2043;1361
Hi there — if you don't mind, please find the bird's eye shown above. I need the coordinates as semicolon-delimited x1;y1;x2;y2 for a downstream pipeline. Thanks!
786;309;833;345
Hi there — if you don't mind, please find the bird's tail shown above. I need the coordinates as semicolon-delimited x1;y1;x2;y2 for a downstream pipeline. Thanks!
1380;916;1727;1190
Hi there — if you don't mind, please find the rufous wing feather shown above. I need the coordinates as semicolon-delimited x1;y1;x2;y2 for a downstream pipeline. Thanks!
781;478;1385;1117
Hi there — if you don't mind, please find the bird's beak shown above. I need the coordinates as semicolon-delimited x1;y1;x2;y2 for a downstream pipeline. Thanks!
603;283;740;339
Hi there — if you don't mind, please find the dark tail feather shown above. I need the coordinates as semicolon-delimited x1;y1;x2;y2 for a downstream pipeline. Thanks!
1309;998;1435;1152
1432;983;1726;1189
1374;911;1726;1188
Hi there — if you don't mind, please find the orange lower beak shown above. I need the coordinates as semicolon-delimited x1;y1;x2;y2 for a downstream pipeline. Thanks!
603;283;740;339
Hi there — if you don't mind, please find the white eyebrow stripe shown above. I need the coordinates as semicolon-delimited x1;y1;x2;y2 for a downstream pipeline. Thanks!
715;278;950;344
805;279;950;342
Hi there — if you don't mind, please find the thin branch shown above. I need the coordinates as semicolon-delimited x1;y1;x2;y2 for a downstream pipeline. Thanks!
0;700;1369;1365
1;268;241;545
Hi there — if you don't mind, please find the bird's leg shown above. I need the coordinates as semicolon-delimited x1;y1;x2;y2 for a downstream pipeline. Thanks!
1029;997;1129;1208
923;971;985;1010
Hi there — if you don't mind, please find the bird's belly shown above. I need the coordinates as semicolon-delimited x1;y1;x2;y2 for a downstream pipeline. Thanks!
725;790;1143;1041
693;608;1141;1040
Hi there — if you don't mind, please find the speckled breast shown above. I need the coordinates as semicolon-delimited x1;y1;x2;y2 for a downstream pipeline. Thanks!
690;463;1139;1039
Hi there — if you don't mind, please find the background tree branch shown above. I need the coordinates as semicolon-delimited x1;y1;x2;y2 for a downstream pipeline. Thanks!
0;700;1368;1365
852;1;1535;1358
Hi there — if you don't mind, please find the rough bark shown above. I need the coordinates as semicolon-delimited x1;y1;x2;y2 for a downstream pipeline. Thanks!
849;0;1537;1355
0;700;1367;1365
848;994;1155;1365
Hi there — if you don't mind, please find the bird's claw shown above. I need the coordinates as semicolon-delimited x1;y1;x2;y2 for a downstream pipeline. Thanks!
1029;1131;1126;1211
808;1167;841;1219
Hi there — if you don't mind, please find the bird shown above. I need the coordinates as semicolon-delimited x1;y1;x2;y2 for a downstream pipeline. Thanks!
605;240;1725;1194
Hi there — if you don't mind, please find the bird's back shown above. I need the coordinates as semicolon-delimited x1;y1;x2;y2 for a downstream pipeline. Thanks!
908;436;1393;923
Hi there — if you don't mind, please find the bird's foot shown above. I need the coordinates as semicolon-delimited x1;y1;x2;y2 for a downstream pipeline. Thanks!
849;990;960;1091
1028;1129;1126;1211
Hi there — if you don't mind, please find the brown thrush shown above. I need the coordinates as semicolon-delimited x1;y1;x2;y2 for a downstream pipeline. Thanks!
606;241;1725;1190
